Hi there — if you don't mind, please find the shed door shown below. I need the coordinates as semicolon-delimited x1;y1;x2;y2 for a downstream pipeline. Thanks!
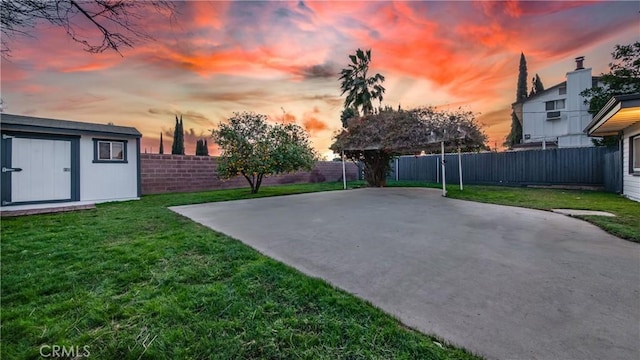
10;138;72;203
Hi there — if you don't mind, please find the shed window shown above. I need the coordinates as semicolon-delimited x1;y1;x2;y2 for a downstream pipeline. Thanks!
93;139;128;163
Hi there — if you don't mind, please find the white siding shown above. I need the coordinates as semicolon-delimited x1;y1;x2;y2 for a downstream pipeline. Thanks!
622;122;640;202
521;67;594;148
522;89;567;144
79;135;139;203
565;68;594;143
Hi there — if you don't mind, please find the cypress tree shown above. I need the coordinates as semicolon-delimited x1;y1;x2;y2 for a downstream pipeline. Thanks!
172;115;185;155
505;53;528;148
159;132;164;154
196;139;209;156
534;74;544;93
171;116;180;154
516;52;528;102
529;74;545;96
178;115;185;155
504;111;523;149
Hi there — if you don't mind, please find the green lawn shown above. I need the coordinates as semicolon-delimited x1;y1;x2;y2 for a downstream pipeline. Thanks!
1;182;478;360
385;181;640;242
3;181;637;359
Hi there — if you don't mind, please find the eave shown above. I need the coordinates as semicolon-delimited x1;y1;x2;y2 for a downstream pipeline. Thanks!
585;94;640;136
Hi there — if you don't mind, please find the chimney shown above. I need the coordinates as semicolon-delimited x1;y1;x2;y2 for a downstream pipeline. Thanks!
575;56;585;70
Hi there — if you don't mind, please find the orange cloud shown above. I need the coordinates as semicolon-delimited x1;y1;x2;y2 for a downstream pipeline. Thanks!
476;107;511;151
61;62;114;73
302;107;328;133
282;113;297;124
190;1;228;29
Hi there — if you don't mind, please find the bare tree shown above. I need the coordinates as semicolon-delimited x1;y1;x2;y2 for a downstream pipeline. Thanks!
1;0;176;56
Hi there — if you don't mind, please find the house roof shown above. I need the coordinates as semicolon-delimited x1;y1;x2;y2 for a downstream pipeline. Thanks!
0;113;142;138
584;93;640;136
512;76;601;106
513;82;567;105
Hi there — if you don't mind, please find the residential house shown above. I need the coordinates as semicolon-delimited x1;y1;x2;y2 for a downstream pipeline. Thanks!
585;94;640;202
514;57;600;150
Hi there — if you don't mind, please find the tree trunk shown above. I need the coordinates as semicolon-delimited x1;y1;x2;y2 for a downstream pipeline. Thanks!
243;173;257;193
254;174;264;194
363;150;391;187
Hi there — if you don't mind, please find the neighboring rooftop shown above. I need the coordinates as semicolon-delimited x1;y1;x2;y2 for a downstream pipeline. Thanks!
0;113;142;137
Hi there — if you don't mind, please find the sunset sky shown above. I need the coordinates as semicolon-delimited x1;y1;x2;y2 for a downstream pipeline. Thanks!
1;1;638;157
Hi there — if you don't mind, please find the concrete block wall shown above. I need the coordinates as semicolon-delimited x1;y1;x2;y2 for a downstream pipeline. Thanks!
140;154;358;194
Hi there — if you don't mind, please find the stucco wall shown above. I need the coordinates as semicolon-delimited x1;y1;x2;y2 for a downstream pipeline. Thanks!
140;154;358;194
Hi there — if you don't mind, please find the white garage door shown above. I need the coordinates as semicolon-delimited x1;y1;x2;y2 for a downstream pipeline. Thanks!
10;137;71;203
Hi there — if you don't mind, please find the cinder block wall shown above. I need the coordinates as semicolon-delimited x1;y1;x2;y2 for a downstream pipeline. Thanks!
140;154;359;195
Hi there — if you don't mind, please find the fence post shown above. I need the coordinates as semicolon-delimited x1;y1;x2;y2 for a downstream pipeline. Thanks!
441;141;447;196
341;151;346;190
458;146;463;190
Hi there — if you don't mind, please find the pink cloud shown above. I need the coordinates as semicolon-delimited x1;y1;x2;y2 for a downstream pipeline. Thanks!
2;0;637;154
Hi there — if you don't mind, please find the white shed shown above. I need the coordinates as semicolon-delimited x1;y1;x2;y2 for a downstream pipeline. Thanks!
585;94;640;202
1;114;141;211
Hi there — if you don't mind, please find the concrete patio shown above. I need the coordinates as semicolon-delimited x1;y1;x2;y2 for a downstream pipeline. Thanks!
171;188;640;360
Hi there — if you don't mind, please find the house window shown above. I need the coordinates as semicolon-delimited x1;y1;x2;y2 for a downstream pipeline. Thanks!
545;99;565;110
558;86;567;95
631;135;640;174
93;139;128;163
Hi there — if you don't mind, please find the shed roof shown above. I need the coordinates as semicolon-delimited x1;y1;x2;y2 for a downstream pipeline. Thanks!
0;113;142;137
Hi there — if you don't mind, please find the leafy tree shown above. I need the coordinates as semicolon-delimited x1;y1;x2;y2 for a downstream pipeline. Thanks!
529;74;544;96
581;42;640;147
171;115;184;155
340;106;358;128
159;132;164;154
505;52;528;148
581;42;640;114
1;0;176;56
195;139;209;156
339;48;386;116
331;107;487;187
213;112;316;194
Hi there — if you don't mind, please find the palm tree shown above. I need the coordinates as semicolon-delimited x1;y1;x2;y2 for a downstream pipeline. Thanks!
339;49;385;116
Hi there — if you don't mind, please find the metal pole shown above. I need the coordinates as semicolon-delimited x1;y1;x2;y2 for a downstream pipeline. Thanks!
441;141;447;196
395;157;399;181
341;150;347;190
458;145;463;190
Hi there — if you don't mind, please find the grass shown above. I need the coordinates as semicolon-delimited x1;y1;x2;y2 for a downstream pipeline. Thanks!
1;182;479;360
385;181;640;242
